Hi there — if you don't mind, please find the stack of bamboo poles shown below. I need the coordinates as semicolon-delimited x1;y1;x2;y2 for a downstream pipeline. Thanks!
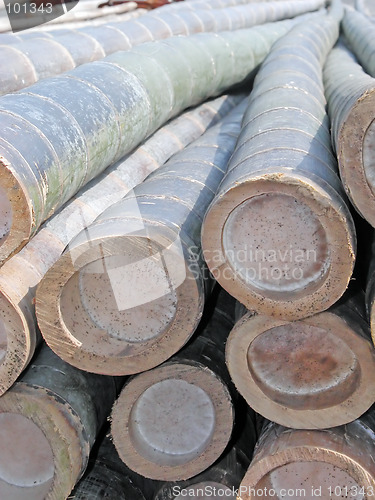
0;0;375;497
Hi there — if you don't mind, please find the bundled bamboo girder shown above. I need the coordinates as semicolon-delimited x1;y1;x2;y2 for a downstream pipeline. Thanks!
324;41;375;227
0;0;324;95
36;101;247;375
238;412;375;498
110;290;236;481
0;94;239;396
226;293;375;429
0;343;123;499
0;17;308;263
201;10;356;321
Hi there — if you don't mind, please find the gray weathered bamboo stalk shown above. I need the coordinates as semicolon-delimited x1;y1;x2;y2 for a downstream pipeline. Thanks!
341;8;375;77
238;412;375;499
0;343;123;500
0;16;311;263
201;9;356;321
0;0;325;95
226;292;375;429
111;290;236;481
71;435;147;499
36;100;247;375
0;95;239;397
355;0;375;18
323;40;375;227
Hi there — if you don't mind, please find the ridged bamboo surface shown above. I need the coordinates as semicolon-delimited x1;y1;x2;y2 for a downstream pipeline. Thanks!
342;8;375;76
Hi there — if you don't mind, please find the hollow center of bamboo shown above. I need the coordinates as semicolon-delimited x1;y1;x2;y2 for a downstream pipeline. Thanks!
254;461;362;499
175;482;236;499
247;323;359;410
0;413;54;499
129;379;215;466
0;187;12;243
0;318;8;365
223;193;330;298
363;119;375;196
60;250;178;354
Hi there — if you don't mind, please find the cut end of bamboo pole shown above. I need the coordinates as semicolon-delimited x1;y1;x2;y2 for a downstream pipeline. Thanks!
36;227;204;375
0;383;88;499
202;170;355;320
111;362;233;481
226;309;375;429
338;87;375;227
0;159;32;262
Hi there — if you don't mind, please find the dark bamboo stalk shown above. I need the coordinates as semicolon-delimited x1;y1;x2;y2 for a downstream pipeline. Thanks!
238;409;375;498
0;343;123;500
201;9;356;321
323;40;375;227
226;292;375;429
0;94;238;396
110;290;237;481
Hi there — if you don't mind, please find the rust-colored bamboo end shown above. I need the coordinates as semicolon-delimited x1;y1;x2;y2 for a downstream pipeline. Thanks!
111;362;233;481
238;421;375;499
0;291;36;396
226;310;375;429
337;87;375;227
202;170;355;320
0;159;33;262
36;227;204;375
0;383;88;499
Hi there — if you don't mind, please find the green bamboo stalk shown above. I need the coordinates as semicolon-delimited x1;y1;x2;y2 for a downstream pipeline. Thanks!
226;292;375;429
323;40;375;227
111;290;236;481
0;0;325;95
36;101;247;375
238;414;375;498
201;10;356;321
0;94;239;396
0;343;123;500
341;8;375;77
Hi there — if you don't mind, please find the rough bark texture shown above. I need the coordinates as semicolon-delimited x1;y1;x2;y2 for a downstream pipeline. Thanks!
0;0;324;95
238;410;375;498
324;40;375;227
226;291;375;429
0;343;123;500
0;16;308;262
110;290;237;481
201;9;356;321
36;101;246;375
0;94;238;397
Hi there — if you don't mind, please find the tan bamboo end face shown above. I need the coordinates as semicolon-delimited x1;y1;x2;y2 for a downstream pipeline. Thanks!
0;159;32;263
0;383;88;500
202;171;355;320
36;229;204;375
111;363;233;481
175;482;236;499
226;311;375;429
338;88;375;227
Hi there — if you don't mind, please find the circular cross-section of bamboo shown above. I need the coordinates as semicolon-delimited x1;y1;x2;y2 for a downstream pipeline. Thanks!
202;170;355;320
226;307;375;429
111;362;233;481
0;383;87;500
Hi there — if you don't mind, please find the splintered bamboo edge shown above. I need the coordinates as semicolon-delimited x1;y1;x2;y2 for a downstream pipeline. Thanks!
111;362;234;481
202;170;356;321
226;310;375;429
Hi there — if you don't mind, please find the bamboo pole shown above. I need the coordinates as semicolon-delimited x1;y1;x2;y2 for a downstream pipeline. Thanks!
201;9;356;321
0;0;325;95
0;343;123;500
36;100;247;376
110;289;237;481
0;16;311;263
226;292;375;429
341;8;375;77
238;411;375;499
323;40;375;227
0;94;239;397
